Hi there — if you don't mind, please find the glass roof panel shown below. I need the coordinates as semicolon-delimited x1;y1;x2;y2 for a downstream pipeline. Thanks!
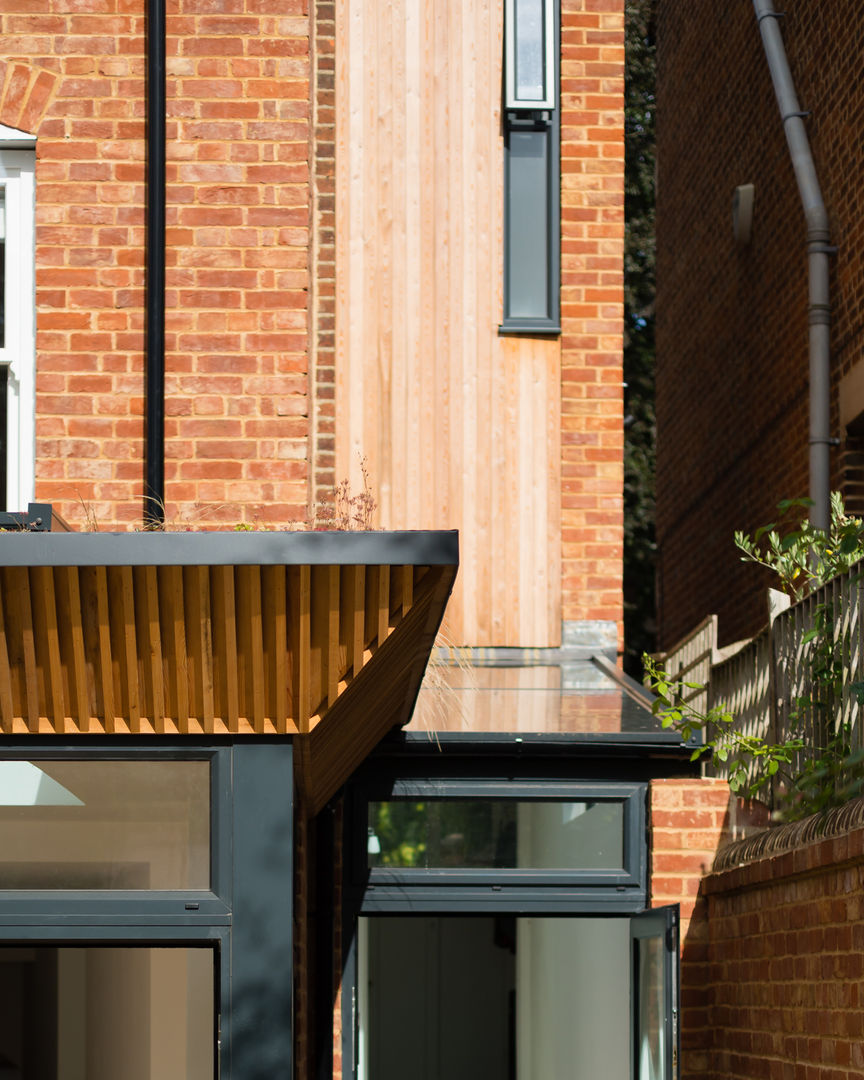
408;657;673;737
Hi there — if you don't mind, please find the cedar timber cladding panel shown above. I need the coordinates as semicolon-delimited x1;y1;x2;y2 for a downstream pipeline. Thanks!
0;560;443;739
333;0;562;649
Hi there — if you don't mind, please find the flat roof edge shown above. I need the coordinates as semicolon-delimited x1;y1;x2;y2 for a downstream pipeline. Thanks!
0;529;460;568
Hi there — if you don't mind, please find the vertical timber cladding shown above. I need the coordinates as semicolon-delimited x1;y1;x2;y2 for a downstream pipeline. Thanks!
332;0;625;648
332;0;562;648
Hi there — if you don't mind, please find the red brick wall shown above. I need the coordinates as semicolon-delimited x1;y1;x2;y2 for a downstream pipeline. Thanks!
650;777;732;1078
703;824;864;1079
656;3;864;648
0;1;310;529
560;0;625;637
309;0;335;515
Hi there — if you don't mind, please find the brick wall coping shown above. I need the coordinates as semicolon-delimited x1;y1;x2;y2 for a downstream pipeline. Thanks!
704;795;864;895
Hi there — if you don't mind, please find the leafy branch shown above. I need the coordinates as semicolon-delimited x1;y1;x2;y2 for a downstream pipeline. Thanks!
646;492;864;819
643;654;803;797
733;491;864;602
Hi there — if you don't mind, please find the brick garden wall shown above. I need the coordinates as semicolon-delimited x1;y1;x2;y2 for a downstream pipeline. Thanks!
655;2;864;649
703;823;864;1079
0;0;310;529
560;0;625;637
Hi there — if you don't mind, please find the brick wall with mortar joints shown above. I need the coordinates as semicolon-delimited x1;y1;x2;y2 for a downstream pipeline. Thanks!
308;0;336;516
650;777;733;1079
0;1;311;530
560;0;625;641
656;3;864;649
703;823;864;1079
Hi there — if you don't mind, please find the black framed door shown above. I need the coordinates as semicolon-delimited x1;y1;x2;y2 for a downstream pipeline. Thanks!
631;905;679;1080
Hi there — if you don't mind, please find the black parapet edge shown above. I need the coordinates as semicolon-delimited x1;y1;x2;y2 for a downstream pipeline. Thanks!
0;528;460;567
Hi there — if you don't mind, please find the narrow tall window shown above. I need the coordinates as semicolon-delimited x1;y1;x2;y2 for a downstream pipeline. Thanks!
501;0;560;334
0;139;36;511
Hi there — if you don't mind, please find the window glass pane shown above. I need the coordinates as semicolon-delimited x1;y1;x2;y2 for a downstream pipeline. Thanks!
359;916;629;1080
637;935;667;1080
0;761;210;889
367;798;624;870
0;365;6;510
506;129;549;319
514;0;546;101
0;185;5;349
0;946;214;1080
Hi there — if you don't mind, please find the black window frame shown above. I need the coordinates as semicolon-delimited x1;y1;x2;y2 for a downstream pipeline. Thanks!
0;740;293;1080
499;0;561;336
349;778;647;914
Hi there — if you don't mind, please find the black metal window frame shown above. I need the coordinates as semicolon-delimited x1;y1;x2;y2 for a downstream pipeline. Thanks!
0;740;293;1080
499;0;561;336
349;778;647;914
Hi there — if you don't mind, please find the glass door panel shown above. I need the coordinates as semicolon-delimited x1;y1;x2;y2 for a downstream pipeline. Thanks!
358;915;630;1080
0;946;215;1080
631;906;679;1080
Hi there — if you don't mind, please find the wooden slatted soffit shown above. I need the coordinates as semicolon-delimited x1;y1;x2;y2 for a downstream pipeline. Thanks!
0;561;453;742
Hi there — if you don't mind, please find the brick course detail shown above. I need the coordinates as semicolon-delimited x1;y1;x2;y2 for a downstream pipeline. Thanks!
703;822;864;1079
650;777;732;1079
560;0;625;636
0;1;310;529
656;4;864;647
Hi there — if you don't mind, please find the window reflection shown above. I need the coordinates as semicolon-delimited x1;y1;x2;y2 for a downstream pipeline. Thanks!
0;186;5;350
637;936;666;1080
514;0;546;101
0;761;210;889
0;946;214;1080
368;799;625;871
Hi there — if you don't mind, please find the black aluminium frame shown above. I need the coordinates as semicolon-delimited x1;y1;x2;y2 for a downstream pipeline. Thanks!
334;733;699;1080
500;0;561;335
0;740;293;1080
350;779;647;913
340;779;649;1080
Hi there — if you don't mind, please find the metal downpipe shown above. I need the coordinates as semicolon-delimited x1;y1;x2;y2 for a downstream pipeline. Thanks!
145;0;166;526
753;0;832;534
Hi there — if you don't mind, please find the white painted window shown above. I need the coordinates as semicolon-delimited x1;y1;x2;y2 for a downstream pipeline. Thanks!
0;130;36;511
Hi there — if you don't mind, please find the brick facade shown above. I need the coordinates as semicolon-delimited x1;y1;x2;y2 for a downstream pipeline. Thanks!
0;1;310;529
308;0;335;513
703;821;864;1079
560;0;625;634
650;777;732;1078
656;2;864;648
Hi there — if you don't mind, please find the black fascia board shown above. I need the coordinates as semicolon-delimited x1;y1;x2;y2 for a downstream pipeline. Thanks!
359;731;703;781
383;730;695;755
0;529;459;568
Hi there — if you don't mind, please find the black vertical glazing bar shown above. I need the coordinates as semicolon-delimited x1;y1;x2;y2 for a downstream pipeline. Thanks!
145;0;166;526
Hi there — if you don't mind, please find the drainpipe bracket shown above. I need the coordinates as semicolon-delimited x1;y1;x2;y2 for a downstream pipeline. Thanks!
782;110;811;122
756;10;785;23
809;437;841;447
808;244;838;256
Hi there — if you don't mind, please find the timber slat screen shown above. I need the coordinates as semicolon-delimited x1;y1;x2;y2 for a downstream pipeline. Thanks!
0;562;432;736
